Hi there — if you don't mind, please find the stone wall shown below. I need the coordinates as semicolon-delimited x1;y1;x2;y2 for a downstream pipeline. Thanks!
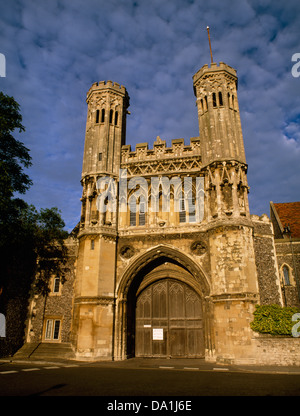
252;214;282;305
274;239;300;307
253;334;300;366
26;237;77;343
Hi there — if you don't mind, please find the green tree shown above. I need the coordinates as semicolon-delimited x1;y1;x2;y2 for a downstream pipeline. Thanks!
0;92;33;294
32;206;69;297
250;304;300;336
0;91;32;196
0;92;69;356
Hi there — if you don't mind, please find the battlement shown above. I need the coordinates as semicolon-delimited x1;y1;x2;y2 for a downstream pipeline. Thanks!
121;136;201;163
86;80;128;101
193;61;237;86
251;214;271;224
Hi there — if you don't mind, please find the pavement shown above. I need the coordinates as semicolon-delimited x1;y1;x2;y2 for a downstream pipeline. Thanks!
1;356;300;375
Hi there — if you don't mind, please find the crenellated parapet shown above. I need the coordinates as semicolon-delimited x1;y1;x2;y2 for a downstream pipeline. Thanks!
121;136;201;163
193;61;237;89
121;136;201;177
86;80;128;102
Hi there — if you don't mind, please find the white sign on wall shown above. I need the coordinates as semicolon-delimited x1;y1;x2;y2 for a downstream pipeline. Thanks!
153;328;164;340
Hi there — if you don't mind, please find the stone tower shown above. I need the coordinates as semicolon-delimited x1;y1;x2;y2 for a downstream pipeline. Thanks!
193;62;259;363
193;62;246;165
72;81;129;359
193;62;250;221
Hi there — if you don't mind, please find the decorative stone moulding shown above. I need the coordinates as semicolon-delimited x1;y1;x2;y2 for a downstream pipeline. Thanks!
191;241;207;255
119;245;135;259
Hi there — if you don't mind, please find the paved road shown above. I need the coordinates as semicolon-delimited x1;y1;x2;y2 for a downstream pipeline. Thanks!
0;359;300;398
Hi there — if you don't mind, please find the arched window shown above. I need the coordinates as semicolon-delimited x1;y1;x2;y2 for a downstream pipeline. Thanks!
101;109;105;123
212;92;217;107
232;95;235;110
228;93;231;108
282;265;290;285
53;277;61;293
115;111;119;126
218;91;223;106
109;109;113;124
95;109;100;124
204;96;208;111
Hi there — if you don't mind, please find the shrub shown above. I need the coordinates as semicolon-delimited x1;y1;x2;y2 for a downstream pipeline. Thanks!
250;304;300;336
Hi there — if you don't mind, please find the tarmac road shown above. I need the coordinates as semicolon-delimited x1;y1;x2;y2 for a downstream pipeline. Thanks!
0;357;300;398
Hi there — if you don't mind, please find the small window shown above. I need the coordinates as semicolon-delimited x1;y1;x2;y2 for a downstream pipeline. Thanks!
53;277;60;293
53;320;60;340
91;239;95;250
101;109;105;122
99;152;102;161
95;109;100;124
218;91;223;106
283;265;290;285
139;201;146;226
200;99;204;113
212;92;217;107
179;198;186;223
139;213;145;226
130;211;136;226
109;109;113;124
188;195;196;223
232;95;235;110
129;197;136;226
44;319;61;340
204;96;208;111
114;111;119;126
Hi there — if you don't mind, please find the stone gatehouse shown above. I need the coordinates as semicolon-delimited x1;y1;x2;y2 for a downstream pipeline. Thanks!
23;60;300;365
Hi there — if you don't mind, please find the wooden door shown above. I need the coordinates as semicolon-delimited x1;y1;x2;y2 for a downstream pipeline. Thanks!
135;279;204;358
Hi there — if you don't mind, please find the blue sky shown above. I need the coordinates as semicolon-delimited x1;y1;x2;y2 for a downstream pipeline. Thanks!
0;0;299;231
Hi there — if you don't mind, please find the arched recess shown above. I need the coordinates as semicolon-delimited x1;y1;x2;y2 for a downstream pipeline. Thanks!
114;245;213;360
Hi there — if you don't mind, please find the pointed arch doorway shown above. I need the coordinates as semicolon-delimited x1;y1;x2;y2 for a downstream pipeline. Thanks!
116;245;212;360
135;277;204;358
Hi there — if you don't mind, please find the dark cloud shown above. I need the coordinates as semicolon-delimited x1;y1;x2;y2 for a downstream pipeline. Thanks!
0;0;299;230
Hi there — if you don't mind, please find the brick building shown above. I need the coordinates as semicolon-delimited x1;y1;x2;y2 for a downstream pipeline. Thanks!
270;202;300;307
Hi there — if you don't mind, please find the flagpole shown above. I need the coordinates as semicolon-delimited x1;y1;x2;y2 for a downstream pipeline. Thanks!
206;26;214;64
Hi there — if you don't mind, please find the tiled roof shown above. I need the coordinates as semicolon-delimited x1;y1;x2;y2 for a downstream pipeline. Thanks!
273;202;300;238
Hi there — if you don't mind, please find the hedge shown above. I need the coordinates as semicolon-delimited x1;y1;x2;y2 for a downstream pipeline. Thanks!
250;304;300;336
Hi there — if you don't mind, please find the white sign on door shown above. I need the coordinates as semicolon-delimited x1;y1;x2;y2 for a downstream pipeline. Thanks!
153;328;164;340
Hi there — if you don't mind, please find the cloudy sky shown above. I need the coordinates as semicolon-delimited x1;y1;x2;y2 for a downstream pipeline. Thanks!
1;0;299;231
